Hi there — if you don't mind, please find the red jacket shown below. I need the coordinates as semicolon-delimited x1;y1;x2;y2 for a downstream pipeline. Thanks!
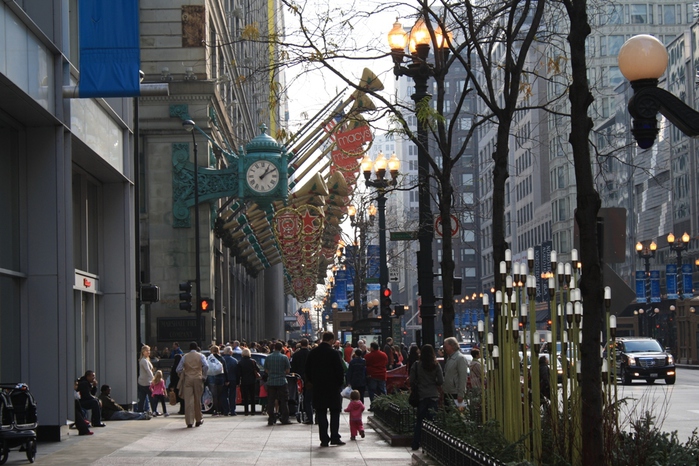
365;349;388;380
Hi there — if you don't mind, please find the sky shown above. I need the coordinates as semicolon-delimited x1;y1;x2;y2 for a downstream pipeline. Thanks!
282;0;412;134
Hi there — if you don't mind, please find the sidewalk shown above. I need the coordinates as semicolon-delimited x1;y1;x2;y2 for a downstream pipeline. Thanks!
17;400;424;466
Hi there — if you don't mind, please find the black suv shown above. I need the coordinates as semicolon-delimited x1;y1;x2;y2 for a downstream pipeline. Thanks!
615;337;676;385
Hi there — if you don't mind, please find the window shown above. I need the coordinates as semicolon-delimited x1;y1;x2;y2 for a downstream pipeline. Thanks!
460;117;472;131
462;173;473;186
609;66;623;87
462;230;475;242
607;36;625;56
606;4;622;24
630;4;648;24
462;192;474;205
661;4;678;24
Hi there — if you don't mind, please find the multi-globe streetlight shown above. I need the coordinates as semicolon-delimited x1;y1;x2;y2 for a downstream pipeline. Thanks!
361;151;400;344
386;15;450;347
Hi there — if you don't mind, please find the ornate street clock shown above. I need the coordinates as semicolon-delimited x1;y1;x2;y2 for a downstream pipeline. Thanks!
246;160;280;194
239;125;289;203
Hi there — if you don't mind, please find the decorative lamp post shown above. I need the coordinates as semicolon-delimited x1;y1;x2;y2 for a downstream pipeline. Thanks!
183;119;203;347
348;202;376;322
667;232;690;297
619;35;699;148
636;240;656;333
362;151;400;344
387;15;450;348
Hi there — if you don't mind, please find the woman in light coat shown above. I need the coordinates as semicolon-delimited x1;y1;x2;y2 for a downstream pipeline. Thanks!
137;345;154;413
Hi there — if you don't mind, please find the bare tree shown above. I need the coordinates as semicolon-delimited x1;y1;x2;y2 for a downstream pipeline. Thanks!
561;0;604;461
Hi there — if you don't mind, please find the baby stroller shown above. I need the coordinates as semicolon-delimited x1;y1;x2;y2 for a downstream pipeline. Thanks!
0;383;38;464
286;374;306;423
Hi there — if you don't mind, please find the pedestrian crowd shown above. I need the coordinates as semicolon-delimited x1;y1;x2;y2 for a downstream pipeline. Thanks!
72;334;479;451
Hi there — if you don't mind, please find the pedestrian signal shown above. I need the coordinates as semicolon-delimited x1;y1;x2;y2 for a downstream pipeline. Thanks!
199;298;214;312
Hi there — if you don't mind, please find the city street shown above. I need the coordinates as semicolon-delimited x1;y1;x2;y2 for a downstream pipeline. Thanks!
616;366;699;442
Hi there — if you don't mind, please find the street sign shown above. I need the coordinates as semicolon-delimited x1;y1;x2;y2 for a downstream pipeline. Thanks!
406;324;421;330
389;267;400;282
435;214;459;238
390;231;418;241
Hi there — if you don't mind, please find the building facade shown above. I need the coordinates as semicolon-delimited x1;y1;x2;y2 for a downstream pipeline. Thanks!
0;1;137;440
138;0;288;349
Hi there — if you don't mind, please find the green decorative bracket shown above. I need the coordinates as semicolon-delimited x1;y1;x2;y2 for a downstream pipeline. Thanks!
172;142;239;227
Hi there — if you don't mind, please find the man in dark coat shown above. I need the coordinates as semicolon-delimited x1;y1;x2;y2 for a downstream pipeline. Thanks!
222;346;239;415
306;331;346;447
77;370;106;427
290;338;313;424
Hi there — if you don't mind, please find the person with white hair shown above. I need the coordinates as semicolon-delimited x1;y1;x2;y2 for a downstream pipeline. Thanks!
442;337;469;407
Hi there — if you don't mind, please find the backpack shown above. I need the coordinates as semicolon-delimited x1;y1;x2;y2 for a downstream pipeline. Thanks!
207;354;224;376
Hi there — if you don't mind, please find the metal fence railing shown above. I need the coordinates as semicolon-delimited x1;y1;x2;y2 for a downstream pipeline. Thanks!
421;421;505;466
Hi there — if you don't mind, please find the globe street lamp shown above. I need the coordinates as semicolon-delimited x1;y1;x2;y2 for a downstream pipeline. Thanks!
387;15;449;347
636;240;656;333
619;35;699;148
667;232;691;297
183;119;203;347
362;151;400;344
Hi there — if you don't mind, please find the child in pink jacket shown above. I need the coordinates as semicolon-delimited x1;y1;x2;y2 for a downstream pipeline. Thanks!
149;370;168;417
344;390;365;440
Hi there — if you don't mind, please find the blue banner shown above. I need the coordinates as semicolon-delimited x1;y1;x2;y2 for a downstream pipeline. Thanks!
635;270;647;303
367;245;380;280
650;270;661;303
79;0;141;97
682;264;694;299
666;264;678;300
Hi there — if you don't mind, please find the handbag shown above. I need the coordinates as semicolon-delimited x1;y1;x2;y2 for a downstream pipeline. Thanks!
168;389;177;406
409;364;420;407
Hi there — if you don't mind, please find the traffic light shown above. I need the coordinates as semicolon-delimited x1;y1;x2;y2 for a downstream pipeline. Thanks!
381;288;392;308
199;297;214;312
546;319;552;331
141;284;160;303
179;282;193;312
394;304;406;316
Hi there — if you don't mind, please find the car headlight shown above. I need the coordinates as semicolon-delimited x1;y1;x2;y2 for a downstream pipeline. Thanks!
667;355;674;365
627;355;636;366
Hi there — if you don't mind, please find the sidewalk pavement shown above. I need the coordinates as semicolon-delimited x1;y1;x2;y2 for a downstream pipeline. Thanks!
17;399;424;466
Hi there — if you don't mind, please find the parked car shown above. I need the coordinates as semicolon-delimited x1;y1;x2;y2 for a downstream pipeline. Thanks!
386;365;409;393
615;337;675;385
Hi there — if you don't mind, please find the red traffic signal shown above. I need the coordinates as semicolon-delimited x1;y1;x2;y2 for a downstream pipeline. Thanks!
199;298;214;312
381;288;392;308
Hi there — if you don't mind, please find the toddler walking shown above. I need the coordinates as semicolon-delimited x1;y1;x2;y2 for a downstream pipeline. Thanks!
149;370;169;417
344;390;365;440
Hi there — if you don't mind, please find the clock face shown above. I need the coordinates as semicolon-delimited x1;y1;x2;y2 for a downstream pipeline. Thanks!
246;160;280;194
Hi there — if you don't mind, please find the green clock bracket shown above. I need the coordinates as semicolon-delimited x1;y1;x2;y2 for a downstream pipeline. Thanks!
172;142;240;228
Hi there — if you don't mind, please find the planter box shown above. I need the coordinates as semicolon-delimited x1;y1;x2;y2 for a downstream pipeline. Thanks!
372;402;415;434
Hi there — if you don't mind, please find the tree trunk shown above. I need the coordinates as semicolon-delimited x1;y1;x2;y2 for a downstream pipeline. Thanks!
441;178;456;339
565;0;604;462
491;118;511;342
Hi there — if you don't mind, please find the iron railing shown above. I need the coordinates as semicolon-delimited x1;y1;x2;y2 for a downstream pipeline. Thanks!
421;421;505;466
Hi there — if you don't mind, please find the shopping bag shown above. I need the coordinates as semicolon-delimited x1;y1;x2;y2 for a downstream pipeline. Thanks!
341;385;352;399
